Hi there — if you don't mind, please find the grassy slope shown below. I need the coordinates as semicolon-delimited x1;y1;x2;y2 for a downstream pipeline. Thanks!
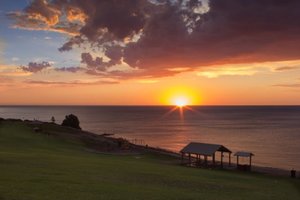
0;121;299;200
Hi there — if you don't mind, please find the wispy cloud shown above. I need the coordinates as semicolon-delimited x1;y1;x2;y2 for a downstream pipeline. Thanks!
11;57;20;62
274;66;299;71
197;66;258;78
0;76;13;83
0;76;15;88
196;60;300;78
54;66;83;73
0;65;32;77
273;83;300;88
24;79;119;86
0;39;4;63
137;79;159;84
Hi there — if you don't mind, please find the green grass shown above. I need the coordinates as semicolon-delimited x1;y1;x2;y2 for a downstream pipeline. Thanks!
0;121;299;200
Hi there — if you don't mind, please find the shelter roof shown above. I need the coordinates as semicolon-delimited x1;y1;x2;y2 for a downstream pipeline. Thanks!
234;151;254;157
180;142;232;156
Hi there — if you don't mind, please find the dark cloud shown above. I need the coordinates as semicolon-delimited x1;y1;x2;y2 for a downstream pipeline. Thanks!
124;0;300;74
81;52;107;71
10;0;300;78
105;45;123;66
80;49;124;74
21;61;83;74
78;0;146;41
274;66;299;71
58;36;84;51
21;61;51;73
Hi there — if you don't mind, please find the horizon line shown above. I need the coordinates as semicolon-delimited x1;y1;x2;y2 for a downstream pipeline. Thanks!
0;104;300;107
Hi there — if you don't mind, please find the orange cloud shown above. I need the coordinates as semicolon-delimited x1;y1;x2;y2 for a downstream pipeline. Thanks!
66;7;87;23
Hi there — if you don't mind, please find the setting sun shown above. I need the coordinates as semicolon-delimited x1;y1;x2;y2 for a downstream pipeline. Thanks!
173;97;189;107
160;86;201;106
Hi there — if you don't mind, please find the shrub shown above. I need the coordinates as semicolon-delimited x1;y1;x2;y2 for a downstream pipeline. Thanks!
61;114;81;130
51;116;56;123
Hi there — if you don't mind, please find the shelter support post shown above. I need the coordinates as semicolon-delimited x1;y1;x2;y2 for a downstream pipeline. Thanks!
212;153;215;166
229;152;231;166
249;155;252;170
221;152;224;168
204;155;208;166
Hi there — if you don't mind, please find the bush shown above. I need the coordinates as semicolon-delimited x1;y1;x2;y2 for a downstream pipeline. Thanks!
61;114;81;130
51;116;56;123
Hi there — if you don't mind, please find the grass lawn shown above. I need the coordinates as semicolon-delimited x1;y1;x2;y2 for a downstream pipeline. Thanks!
0;121;299;200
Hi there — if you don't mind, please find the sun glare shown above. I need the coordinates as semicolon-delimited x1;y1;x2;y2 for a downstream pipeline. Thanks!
160;86;201;106
160;87;201;119
173;97;189;107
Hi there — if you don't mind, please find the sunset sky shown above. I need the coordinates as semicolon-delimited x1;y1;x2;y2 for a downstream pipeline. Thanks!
1;0;300;105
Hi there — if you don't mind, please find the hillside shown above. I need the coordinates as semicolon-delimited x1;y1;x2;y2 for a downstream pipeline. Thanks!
0;120;299;200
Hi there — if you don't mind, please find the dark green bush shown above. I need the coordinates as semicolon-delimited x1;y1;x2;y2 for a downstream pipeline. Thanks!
61;114;81;130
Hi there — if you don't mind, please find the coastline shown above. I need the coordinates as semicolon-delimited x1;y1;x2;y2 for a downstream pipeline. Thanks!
1;105;300;172
0;117;296;178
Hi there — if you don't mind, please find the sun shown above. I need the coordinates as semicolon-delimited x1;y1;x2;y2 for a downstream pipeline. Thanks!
173;97;189;107
160;86;201;106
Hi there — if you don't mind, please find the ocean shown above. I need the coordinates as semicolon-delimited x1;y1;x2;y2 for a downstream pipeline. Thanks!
1;106;300;170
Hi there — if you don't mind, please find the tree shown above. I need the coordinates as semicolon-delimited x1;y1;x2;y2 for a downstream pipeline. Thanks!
61;114;81;130
51;116;56;123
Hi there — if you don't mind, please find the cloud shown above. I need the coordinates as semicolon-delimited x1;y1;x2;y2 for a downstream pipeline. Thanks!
273;83;300;88
11;57;20;62
197;66;258;78
54;66;83;73
0;65;32;76
274;66;299;71
0;76;13;83
80;50;126;73
0;39;4;63
24;79;119;86
7;0;83;35
124;0;300;75
137;79;159;84
10;0;300;78
20;61;51;73
21;62;83;74
0;77;15;87
81;52;107;71
0;76;15;87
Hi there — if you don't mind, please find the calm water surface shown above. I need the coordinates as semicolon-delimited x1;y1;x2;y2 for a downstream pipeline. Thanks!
1;106;300;170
